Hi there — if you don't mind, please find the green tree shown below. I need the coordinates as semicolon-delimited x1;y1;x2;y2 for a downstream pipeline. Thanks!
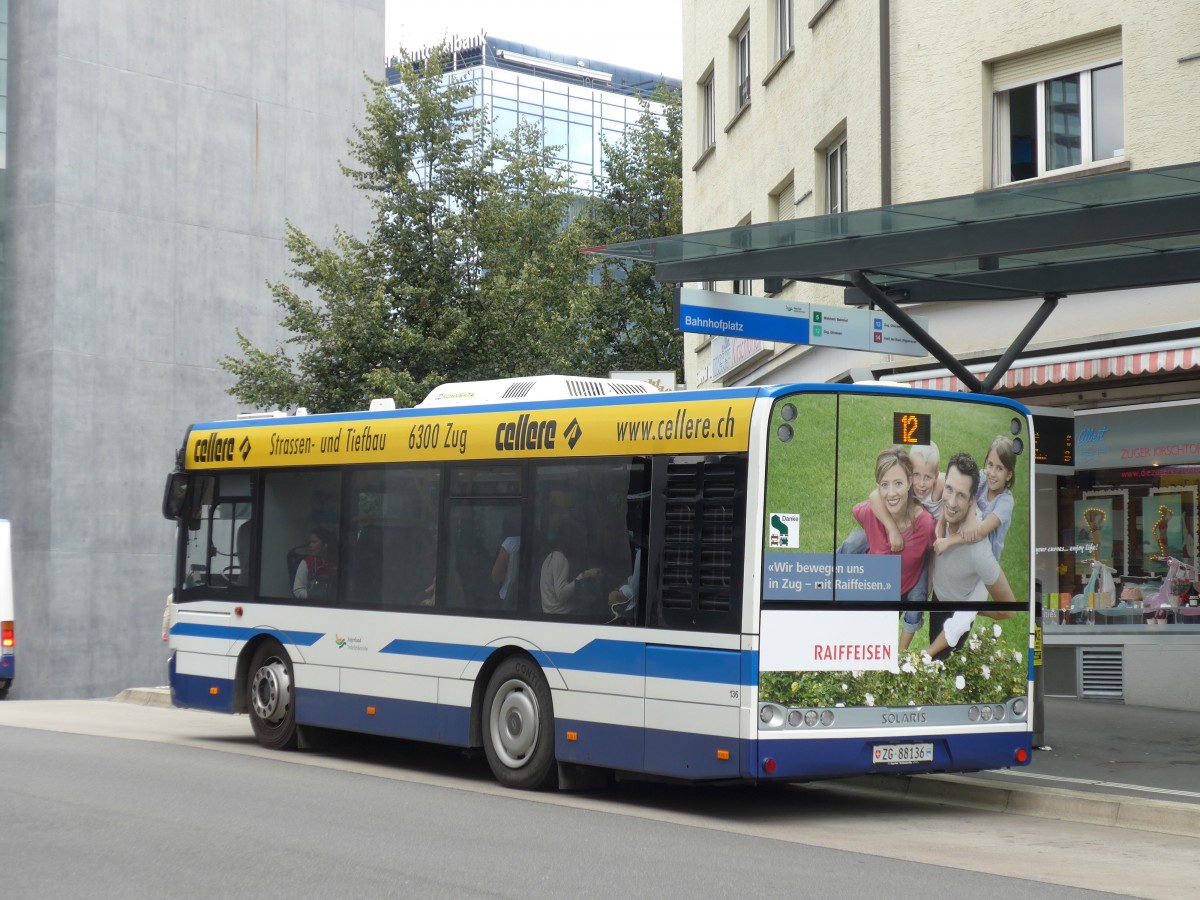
578;84;683;379
464;120;596;380
223;53;683;412
222;50;492;412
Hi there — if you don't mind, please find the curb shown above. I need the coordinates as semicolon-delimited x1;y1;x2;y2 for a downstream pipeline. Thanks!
837;772;1200;838
112;686;174;708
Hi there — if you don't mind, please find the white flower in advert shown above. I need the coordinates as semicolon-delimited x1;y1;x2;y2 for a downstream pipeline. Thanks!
993;624;1003;638
1013;651;1022;663
864;693;875;707
981;665;991;680
955;675;966;690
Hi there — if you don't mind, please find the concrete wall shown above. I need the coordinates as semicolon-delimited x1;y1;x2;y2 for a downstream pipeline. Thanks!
682;0;1200;388
0;0;382;698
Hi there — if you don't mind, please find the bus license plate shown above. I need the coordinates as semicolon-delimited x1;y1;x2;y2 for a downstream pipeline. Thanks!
872;742;934;765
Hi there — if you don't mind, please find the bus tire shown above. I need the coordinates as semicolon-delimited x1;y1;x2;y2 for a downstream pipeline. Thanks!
482;655;557;790
247;641;298;751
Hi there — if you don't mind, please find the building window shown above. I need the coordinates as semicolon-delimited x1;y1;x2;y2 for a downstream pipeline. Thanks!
991;31;1123;185
701;72;716;152
735;23;751;110
826;136;847;214
775;0;794;60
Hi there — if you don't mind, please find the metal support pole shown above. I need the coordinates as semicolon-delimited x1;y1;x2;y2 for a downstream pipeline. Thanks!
849;271;985;393
981;294;1061;392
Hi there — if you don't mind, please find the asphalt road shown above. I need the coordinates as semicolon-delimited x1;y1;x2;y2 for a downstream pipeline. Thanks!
0;700;1192;899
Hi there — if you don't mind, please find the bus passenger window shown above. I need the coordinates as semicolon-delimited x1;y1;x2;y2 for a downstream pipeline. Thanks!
345;467;440;609
532;459;647;623
260;471;343;603
444;465;522;613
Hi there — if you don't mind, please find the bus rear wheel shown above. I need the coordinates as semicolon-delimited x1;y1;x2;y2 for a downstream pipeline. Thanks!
247;641;298;751
482;656;556;790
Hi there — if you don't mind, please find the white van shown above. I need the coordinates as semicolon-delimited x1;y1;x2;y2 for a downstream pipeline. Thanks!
0;519;13;698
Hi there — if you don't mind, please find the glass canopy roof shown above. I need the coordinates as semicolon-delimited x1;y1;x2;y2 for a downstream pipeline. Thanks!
583;162;1200;305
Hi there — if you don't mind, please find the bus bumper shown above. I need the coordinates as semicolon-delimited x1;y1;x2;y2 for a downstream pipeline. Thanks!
754;730;1033;781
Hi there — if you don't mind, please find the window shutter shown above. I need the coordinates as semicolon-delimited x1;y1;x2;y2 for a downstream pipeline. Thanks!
992;29;1121;91
777;180;795;221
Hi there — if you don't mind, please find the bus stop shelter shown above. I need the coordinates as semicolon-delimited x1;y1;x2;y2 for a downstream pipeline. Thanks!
583;161;1200;394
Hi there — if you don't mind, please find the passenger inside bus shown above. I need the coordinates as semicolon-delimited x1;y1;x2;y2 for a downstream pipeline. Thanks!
293;526;338;601
540;522;602;614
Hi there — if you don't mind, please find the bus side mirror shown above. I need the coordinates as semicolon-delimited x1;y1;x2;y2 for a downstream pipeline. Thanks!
163;474;189;521
162;474;214;532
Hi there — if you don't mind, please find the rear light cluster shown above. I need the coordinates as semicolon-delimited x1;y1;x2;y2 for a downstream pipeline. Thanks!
1;621;13;651
759;703;834;729
758;696;1028;729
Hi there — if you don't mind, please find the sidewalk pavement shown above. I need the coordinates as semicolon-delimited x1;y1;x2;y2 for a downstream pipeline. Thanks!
113;689;1200;836
840;696;1200;836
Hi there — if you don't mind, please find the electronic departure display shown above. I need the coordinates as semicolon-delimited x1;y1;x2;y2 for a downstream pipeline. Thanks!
1033;413;1074;470
893;412;931;446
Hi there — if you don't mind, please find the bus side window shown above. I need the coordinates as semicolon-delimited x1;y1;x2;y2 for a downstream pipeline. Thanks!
260;470;343;603
443;465;522;613
345;467;440;610
531;459;647;623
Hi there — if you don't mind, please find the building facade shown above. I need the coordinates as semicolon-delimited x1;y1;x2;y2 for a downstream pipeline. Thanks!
0;0;381;698
683;0;1200;708
392;33;681;197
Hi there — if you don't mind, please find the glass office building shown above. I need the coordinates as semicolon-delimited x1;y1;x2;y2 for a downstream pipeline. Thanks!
389;34;681;195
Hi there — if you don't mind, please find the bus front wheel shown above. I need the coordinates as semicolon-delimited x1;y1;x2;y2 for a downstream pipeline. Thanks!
247;641;298;751
482;656;556;790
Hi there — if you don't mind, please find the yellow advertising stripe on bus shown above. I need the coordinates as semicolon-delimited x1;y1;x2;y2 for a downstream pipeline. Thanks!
185;398;755;469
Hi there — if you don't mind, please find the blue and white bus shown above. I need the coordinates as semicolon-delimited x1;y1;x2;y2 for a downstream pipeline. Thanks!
162;376;1034;789
1;519;14;698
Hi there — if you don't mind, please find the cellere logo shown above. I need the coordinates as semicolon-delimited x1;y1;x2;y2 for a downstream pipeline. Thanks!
564;418;582;450
239;437;252;461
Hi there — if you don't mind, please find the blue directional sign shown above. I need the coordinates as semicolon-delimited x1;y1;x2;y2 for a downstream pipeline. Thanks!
679;288;927;356
679;290;811;344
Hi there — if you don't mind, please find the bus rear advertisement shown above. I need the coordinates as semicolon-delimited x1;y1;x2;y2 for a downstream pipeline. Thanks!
163;376;1034;789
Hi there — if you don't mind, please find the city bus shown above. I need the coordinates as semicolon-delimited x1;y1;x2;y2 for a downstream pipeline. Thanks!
162;376;1034;789
1;519;14;698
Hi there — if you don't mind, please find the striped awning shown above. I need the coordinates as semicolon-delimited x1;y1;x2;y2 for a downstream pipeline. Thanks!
890;339;1200;393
